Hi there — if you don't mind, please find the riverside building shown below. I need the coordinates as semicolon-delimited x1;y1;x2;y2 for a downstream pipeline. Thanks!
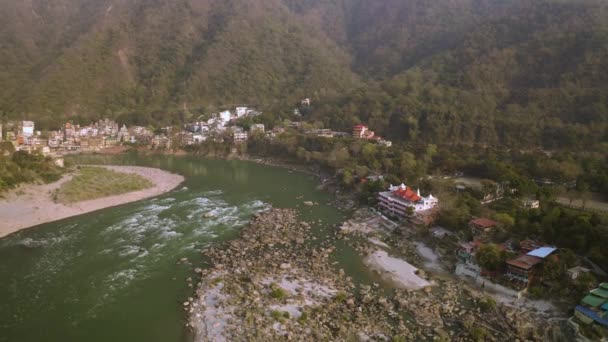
377;183;438;219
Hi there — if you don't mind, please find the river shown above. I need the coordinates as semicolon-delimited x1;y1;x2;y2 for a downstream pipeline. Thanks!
0;154;371;342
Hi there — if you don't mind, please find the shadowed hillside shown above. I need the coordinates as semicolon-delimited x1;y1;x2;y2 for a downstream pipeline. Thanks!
0;0;607;148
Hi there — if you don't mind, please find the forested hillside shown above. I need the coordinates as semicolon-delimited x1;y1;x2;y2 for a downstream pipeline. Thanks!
1;0;607;149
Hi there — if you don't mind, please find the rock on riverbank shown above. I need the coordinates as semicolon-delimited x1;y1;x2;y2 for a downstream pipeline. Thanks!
188;209;565;341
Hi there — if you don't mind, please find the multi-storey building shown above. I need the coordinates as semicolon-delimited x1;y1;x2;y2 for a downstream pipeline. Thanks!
377;183;438;219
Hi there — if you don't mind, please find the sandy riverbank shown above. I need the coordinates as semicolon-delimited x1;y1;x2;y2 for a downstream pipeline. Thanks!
0;166;184;238
365;250;433;290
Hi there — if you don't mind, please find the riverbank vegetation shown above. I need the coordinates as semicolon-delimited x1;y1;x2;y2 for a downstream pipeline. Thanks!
0;143;63;194
54;166;153;204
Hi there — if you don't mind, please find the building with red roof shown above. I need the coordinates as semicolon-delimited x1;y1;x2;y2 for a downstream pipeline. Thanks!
506;246;557;286
377;183;438;219
469;217;498;234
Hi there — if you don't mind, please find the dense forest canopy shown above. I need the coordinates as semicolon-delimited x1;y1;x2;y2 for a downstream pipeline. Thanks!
1;0;607;149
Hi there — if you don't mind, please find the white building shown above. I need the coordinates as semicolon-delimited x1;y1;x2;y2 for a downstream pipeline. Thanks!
22;121;35;137
236;107;248;118
219;111;232;124
523;199;540;209
378;138;392;147
377;183;438;219
567;266;590;280
251;124;265;133
233;131;248;143
192;134;206;143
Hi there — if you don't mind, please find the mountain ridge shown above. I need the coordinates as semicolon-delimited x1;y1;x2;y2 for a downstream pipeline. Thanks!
0;0;607;148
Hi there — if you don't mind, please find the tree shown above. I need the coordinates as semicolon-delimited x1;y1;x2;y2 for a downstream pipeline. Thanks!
495;213;515;229
342;169;354;186
542;256;565;282
328;146;350;168
476;244;503;271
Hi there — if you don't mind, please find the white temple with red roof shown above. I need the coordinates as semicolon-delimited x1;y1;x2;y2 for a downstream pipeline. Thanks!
377;183;438;219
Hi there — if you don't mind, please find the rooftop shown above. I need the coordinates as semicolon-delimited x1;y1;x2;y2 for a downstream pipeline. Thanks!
582;294;606;308
392;187;421;202
469;218;497;229
506;255;542;270
526;247;557;259
591;288;608;299
568;266;590;273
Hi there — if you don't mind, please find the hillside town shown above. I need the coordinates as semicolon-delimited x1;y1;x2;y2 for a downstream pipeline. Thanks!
0;105;393;160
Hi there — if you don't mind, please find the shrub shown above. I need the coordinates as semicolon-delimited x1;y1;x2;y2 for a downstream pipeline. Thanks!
334;292;347;303
270;284;288;299
270;310;283;321
478;296;496;312
469;326;489;341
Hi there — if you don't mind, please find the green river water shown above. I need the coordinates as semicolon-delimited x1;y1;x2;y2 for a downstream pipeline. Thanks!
0;154;373;342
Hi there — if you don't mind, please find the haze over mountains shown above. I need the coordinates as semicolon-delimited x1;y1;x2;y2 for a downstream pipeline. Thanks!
1;0;607;147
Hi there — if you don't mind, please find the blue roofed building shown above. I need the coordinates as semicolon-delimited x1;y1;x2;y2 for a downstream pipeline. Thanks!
505;246;557;287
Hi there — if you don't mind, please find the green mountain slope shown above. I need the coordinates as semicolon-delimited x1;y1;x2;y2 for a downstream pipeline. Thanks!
307;0;608;149
0;0;359;125
0;0;607;149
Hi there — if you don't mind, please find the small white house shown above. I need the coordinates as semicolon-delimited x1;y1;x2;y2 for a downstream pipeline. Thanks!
251;124;265;133
523;199;540;209
233;132;248;143
567;266;590;280
236;107;248;117
22;121;35;137
219;111;232;124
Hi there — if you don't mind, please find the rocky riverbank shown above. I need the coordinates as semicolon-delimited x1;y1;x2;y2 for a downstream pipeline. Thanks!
188;208;568;341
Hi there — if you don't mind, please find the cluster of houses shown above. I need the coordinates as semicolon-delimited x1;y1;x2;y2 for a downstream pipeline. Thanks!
1;121;41;150
2;115;397;162
457;239;562;289
457;218;560;286
1;106;264;154
455;218;600;293
0;119;157;155
290;123;392;146
181;107;262;145
1;105;396;153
